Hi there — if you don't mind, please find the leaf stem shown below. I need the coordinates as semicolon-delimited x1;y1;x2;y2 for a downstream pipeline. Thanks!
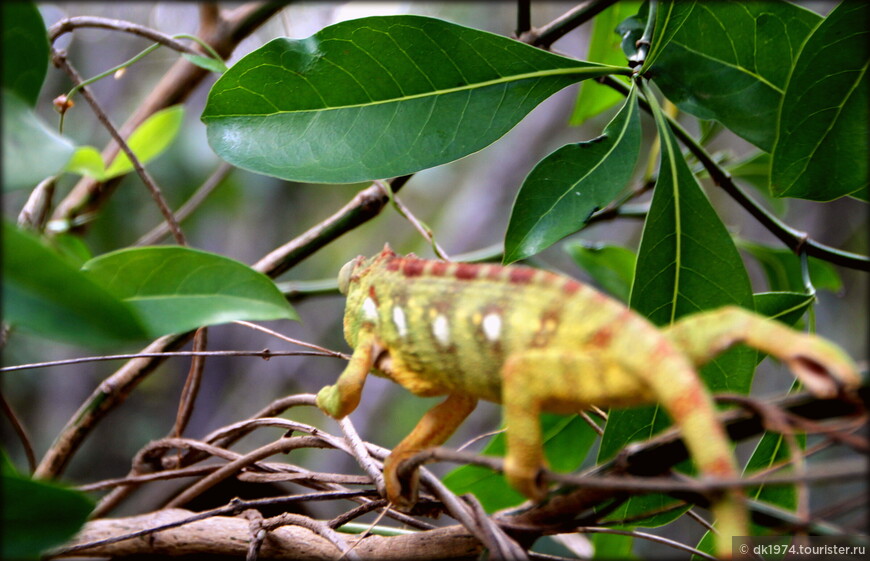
602;75;870;272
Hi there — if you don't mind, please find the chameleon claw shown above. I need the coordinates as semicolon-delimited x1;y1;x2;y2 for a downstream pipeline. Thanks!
383;452;421;511
504;458;549;503
315;385;346;419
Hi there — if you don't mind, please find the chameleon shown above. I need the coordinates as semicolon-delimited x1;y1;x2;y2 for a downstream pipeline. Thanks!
316;244;859;557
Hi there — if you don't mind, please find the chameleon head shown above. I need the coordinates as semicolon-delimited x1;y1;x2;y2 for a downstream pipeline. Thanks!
338;245;399;345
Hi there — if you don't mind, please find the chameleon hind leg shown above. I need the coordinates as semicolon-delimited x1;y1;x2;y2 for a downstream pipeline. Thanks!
500;348;746;558
664;306;859;396
383;393;477;509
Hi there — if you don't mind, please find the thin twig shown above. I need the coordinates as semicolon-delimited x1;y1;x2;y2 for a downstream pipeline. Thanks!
49;16;202;54
526;0;621;48
338;416;386;494
374;180;450;260
51;50;187;245
516;0;532;37
136;162;234;245
234;320;350;359
575;527;719;561
1;349;334;373
165;436;332;508
172;328;208;438
0;392;37;473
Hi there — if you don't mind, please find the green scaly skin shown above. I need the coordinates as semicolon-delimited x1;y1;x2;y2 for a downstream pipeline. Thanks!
316;244;859;558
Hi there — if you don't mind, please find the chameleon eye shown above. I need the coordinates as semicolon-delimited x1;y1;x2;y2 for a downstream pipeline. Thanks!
337;259;356;295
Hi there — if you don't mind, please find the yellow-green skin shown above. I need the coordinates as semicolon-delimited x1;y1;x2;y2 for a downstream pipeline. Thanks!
317;245;858;558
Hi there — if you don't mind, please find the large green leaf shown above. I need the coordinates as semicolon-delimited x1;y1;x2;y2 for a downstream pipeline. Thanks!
82;246;298;336
597;82;755;525
2;222;148;347
1;459;94;560
2;91;76;191
770;2;869;201
1;2;49;105
504;85;640;263
201;15;625;184
651;1;821;151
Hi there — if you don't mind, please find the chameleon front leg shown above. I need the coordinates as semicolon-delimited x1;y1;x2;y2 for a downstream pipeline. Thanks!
316;331;380;419
664;306;859;397
383;392;477;509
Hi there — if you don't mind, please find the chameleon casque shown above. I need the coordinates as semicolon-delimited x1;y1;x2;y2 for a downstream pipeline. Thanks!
316;245;858;557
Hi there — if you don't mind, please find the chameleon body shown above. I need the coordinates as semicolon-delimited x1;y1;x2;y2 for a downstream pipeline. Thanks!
317;245;858;557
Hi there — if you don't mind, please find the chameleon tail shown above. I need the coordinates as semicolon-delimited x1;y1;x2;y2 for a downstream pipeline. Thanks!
664;306;859;397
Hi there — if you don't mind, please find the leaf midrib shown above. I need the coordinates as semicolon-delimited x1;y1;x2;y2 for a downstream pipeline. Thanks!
207;64;625;118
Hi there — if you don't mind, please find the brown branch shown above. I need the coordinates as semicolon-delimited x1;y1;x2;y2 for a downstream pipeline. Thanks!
49;16;201;54
0;391;37;473
53;509;484;560
171;328;208;438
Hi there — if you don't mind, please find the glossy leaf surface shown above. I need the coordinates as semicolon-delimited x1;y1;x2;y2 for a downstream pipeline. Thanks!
202;15;622;183
1;460;93;560
83;246;298;336
651;1;820;151
2;222;148;346
1;2;49;105
504;86;640;263
770;1;869;201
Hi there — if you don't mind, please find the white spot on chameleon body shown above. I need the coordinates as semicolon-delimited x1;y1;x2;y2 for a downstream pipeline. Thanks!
433;314;450;346
392;306;408;337
482;312;502;342
362;297;378;322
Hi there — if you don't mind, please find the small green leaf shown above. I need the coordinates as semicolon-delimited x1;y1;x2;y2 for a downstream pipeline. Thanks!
82;246;298;336
565;241;636;303
570;1;641;126
202;15;624;184
1;459;94;560
739;240;842;293
64;145;106;179
651;1;821;151
103;105;185;179
2;91;76;191
182;53;228;74
2;222;148;347
770;2;869;201
1;2;49;105
504;86;640;263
